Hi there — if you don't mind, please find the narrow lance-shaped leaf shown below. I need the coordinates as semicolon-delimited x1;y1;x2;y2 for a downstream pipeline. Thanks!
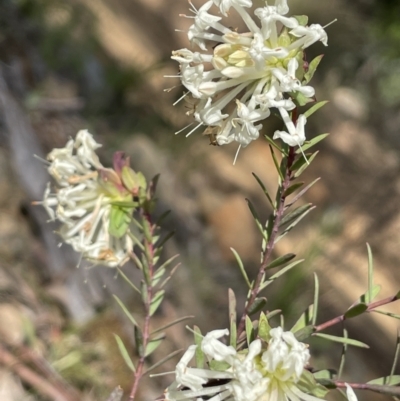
228;289;237;347
303;55;324;84
390;331;400;378
116;268;140;294
372;309;400;320
344;303;368;319
252;172;275;209
294;325;314;341
280;204;313;227
245;315;255;346
194;326;205;369
294;151;319;178
291;305;314;334
285;178;321;209
358;284;381;304
113;295;139;327
145;335;165;357
338;328;348;379
314;333;369;348
303;101;329;119
269;145;285;182
150;290;165;316
151;316;195;335
312;273;319;326
258;312;272;342
296;134;329;153
275;207;316;243
230;248;251;289
264;134;286;155
246;199;269;243
247;297;268;316
261;259;304;290
367;376;400;386
145;349;183;375
283;182;304;197
114;334;136;372
366;243;374;303
267;253;296;270
134;326;144;357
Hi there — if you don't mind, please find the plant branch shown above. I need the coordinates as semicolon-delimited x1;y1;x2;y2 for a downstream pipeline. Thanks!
314;293;400;332
334;381;400;396
237;131;298;337
129;210;156;401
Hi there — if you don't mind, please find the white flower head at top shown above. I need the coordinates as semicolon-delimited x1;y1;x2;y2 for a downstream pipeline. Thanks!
170;0;331;153
36;130;147;268
165;327;326;401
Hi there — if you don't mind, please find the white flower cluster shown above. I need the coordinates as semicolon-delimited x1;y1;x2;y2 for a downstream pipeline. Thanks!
172;0;329;151
166;328;325;401
38;130;133;267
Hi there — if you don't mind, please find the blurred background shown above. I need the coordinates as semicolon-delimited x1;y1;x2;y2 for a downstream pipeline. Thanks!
0;0;399;400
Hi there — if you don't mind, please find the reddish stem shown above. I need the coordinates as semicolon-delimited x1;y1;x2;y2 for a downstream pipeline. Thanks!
237;124;298;337
129;211;156;401
314;293;400;332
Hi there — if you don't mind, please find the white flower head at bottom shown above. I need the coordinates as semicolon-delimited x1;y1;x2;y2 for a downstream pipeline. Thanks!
165;327;327;401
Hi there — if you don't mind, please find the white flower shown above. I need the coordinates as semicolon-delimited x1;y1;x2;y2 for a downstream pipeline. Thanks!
345;384;358;401
166;327;326;401
36;130;134;268
273;108;307;147
171;0;330;151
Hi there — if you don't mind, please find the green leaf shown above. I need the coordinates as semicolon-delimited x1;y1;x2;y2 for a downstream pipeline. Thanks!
291;153;312;172
304;55;324;84
283;182;304;197
266;310;282;320
280;204;313;227
246;199;269;243
367;376;400;386
275;208;315;243
296;134;329;154
134;326;144;357
247;297;268;316
264;134;286;155
313;370;336;380
252;172;274;208
245;315;255;346
267;253;296;270
291;305;314;334
109;206;131;238
338;328;348;379
293;15;308;26
145;349;183;375
297;370;329;398
150;290;165;316
269;145;285;182
228;289;237;347
151;316;194;335
258;312;272;342
230;248;251;289
366;243;374;303
113;295;138;327
344;303;368;319
313;333;369;348
145;336;164;357
390;332;400;377
294;151;319;178
359;284;381;304
261;260;304;290
303;101;329;119
293;91;315;106
152;267;166;287
209;360;231;371
285;178;321;209
116;268;140;294
294;325;314;341
194;326;205;369
372;310;400;319
114;334;135;372
312;273;319;326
